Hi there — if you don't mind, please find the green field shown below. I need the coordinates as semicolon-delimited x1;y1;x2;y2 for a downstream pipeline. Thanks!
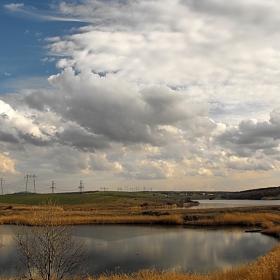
0;191;191;207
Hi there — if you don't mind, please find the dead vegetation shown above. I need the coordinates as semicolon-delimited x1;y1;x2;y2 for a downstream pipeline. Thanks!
1;203;280;236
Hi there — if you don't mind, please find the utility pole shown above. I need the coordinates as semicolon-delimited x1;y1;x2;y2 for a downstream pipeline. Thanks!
78;181;84;193
0;178;4;195
51;181;56;194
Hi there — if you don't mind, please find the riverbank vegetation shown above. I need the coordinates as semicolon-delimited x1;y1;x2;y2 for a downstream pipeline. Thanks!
1;201;280;237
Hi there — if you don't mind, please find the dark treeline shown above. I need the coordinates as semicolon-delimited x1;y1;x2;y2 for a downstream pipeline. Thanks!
221;186;280;200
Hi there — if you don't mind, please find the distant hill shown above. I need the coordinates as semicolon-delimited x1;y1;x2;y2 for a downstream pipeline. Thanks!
220;186;280;200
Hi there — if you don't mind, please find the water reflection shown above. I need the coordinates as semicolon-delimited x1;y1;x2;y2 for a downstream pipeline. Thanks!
0;225;277;277
190;199;280;209
73;225;276;275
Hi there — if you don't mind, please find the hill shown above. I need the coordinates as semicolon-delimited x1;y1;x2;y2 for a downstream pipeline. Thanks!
220;186;280;200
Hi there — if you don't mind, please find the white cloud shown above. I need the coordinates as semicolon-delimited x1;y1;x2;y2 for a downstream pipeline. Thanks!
45;36;61;42
0;153;19;174
4;3;24;11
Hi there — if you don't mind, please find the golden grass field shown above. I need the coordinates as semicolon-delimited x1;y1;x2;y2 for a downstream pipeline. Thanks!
1;203;280;237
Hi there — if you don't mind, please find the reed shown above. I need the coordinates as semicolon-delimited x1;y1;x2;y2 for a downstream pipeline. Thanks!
2;205;280;230
0;212;183;226
188;212;280;228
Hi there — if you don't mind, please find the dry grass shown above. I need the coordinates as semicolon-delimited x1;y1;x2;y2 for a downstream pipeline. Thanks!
1;204;280;231
66;214;184;225
189;212;280;228
0;213;184;226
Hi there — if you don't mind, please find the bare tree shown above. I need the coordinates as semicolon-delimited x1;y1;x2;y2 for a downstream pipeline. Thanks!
13;201;87;280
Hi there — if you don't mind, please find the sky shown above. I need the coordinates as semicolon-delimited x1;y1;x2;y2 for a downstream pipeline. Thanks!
1;0;280;193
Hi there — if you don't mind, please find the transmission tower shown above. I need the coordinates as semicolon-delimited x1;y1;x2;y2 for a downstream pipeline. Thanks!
78;181;84;193
24;175;30;194
32;174;37;194
24;174;37;194
0;178;4;195
51;181;56;194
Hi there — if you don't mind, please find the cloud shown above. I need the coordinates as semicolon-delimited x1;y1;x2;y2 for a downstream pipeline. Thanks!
215;107;280;171
56;125;110;152
0;152;19;174
45;0;280;123
45;36;61;42
3;0;280;190
4;2;92;22
4;3;24;11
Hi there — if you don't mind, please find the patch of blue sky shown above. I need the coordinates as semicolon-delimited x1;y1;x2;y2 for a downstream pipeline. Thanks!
0;0;85;95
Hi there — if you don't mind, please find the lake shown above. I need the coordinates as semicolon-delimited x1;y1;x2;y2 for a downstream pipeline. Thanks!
190;199;280;209
0;224;277;277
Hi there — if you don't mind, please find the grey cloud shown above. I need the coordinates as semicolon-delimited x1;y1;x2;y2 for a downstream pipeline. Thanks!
209;101;269;124
24;89;66;112
270;107;280;125
140;86;190;125
0;131;19;144
56;127;110;152
52;147;90;174
44;68;206;147
25;91;48;111
89;154;118;172
216;110;280;159
18;132;52;147
226;157;275;172
183;0;276;25
119;162;167;180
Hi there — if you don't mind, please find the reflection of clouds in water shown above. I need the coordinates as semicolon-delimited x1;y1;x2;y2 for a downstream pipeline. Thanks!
0;225;277;276
2;234;13;246
0;226;14;249
0;226;21;276
191;200;280;209
78;226;276;274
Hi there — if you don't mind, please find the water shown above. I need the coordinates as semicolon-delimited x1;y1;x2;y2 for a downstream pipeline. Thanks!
190;199;280;209
0;224;277;277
